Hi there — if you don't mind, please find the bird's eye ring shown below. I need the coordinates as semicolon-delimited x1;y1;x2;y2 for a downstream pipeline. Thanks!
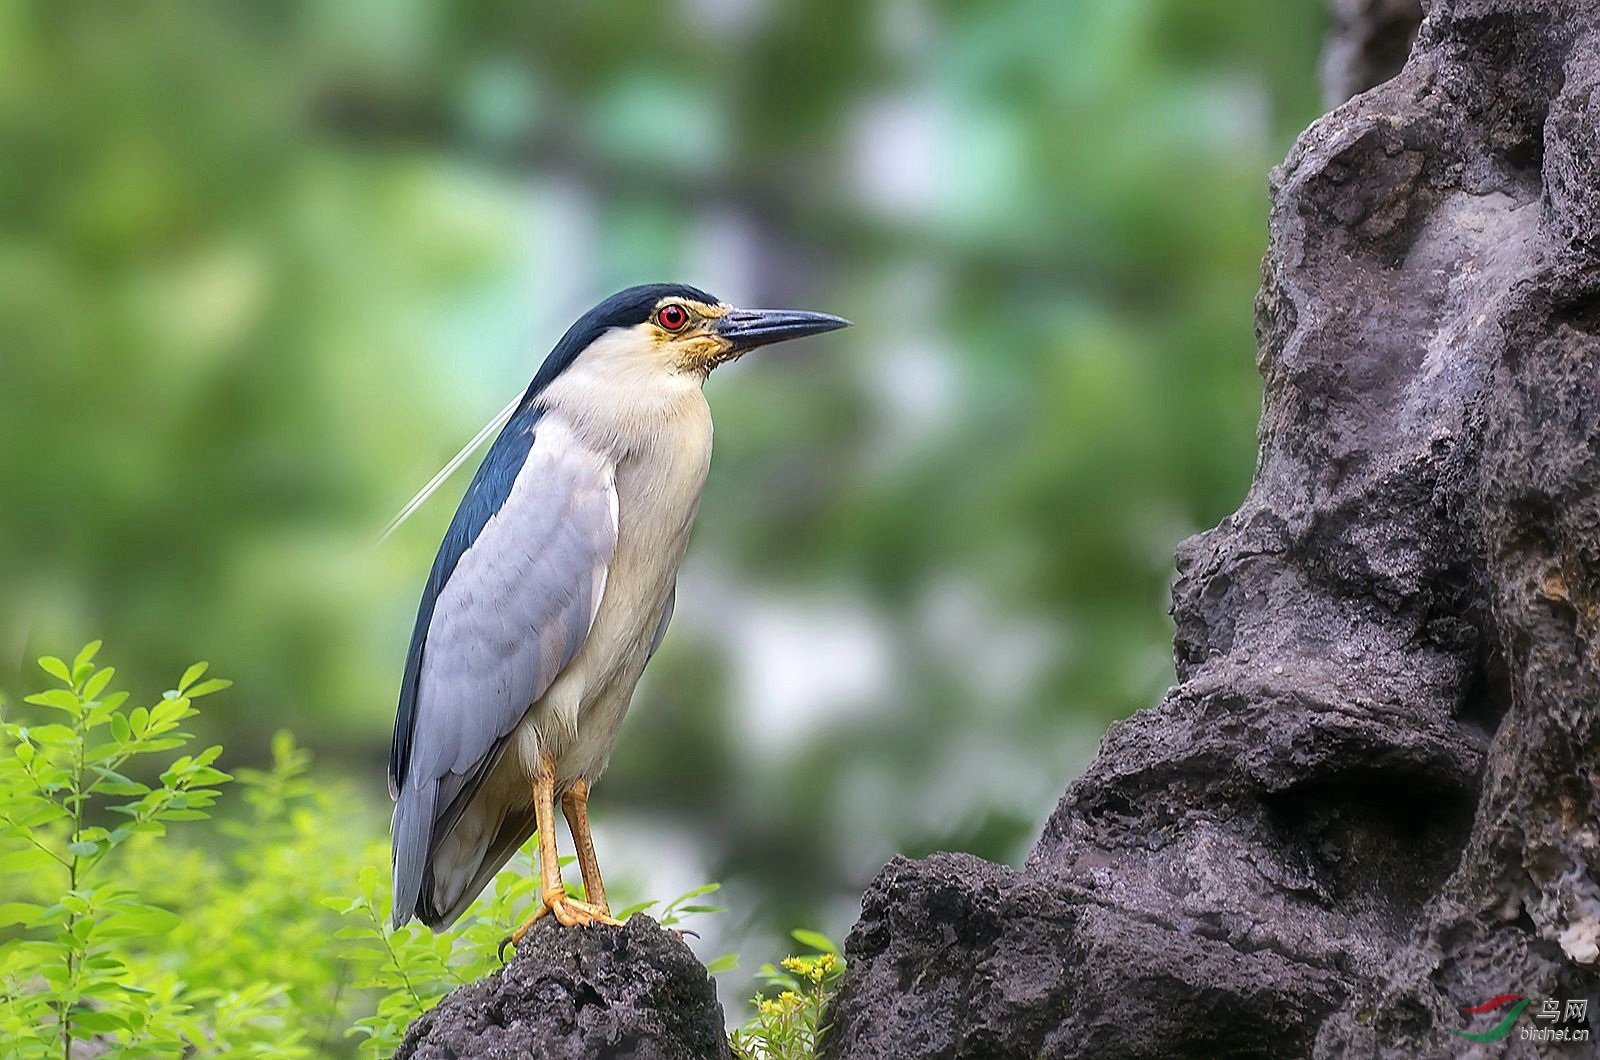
657;304;690;332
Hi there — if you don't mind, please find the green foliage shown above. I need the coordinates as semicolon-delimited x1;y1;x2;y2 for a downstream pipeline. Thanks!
730;931;846;1060
615;880;728;929
0;643;742;1057
119;724;382;1058
325;857;550;1054
0;642;236;1057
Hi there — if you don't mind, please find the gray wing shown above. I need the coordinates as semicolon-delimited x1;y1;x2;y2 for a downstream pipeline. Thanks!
391;423;617;926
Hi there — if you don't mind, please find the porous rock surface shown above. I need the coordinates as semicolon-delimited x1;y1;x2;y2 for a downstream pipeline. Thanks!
821;1;1600;1057
394;916;733;1060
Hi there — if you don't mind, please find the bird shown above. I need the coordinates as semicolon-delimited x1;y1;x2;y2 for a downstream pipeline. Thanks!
387;283;848;945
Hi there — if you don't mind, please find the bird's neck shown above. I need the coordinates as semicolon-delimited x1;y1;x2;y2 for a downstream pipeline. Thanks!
534;343;712;461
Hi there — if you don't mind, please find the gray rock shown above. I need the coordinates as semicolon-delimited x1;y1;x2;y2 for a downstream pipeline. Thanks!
394;916;733;1060
823;2;1600;1057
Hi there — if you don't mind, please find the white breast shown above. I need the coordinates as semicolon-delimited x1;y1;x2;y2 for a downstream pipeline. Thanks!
513;334;714;784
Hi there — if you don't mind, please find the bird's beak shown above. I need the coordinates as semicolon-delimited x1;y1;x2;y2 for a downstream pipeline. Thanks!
713;308;851;357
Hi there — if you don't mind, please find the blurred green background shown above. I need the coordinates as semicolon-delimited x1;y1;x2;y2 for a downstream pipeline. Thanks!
0;0;1326;993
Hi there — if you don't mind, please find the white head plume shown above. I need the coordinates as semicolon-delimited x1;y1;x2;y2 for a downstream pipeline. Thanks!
376;393;521;545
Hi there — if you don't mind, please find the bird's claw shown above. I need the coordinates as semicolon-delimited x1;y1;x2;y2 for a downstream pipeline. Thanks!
545;889;622;928
532;883;619;928
501;887;620;958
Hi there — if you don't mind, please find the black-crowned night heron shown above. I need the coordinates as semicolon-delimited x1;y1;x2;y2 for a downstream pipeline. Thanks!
387;284;848;945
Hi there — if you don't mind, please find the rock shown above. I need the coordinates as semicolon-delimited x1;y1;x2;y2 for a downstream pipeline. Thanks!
823;2;1600;1057
394;916;733;1060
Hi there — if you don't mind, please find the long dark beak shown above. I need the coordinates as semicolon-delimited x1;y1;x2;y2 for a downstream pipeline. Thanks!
714;308;851;355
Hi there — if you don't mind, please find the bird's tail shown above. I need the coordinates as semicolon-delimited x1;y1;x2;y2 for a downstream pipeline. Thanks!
390;780;435;929
414;793;536;931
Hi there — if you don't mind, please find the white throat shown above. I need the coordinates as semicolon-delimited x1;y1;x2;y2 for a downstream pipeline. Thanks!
534;325;711;461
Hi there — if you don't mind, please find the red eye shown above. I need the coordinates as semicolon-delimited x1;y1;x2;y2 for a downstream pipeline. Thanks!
657;303;690;331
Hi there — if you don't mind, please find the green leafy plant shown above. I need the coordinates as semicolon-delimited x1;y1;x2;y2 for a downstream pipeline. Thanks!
118;726;381;1058
730;930;847;1060
327;858;556;1054
0;644;775;1058
616;881;728;931
0;642;238;1057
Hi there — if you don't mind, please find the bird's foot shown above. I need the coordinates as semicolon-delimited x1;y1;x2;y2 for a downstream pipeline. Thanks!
544;889;621;929
499;886;621;959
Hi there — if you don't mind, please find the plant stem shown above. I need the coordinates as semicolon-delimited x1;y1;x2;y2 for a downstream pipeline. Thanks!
371;907;423;1008
60;687;87;1060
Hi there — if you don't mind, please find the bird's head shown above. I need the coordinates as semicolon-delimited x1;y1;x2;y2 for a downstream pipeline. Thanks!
377;283;848;545
537;284;850;387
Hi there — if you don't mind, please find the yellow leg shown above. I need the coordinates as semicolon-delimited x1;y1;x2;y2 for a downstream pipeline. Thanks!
562;779;610;916
503;757;619;956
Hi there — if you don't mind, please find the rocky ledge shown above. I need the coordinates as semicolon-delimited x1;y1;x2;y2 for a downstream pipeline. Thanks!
395;916;733;1060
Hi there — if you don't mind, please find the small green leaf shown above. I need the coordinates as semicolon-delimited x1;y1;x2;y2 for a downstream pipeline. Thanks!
0;902;44;926
177;661;208;693
672;883;721;900
0;847;58;872
790;929;838;953
69;1010;125;1034
614;900;658;920
25;723;76;745
82;667;115;701
68;840;99;857
71;641;103;675
151;699;185;727
24;690;79;714
89;765;146;796
38;656;72;684
186;678;232;698
103;903;181;934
